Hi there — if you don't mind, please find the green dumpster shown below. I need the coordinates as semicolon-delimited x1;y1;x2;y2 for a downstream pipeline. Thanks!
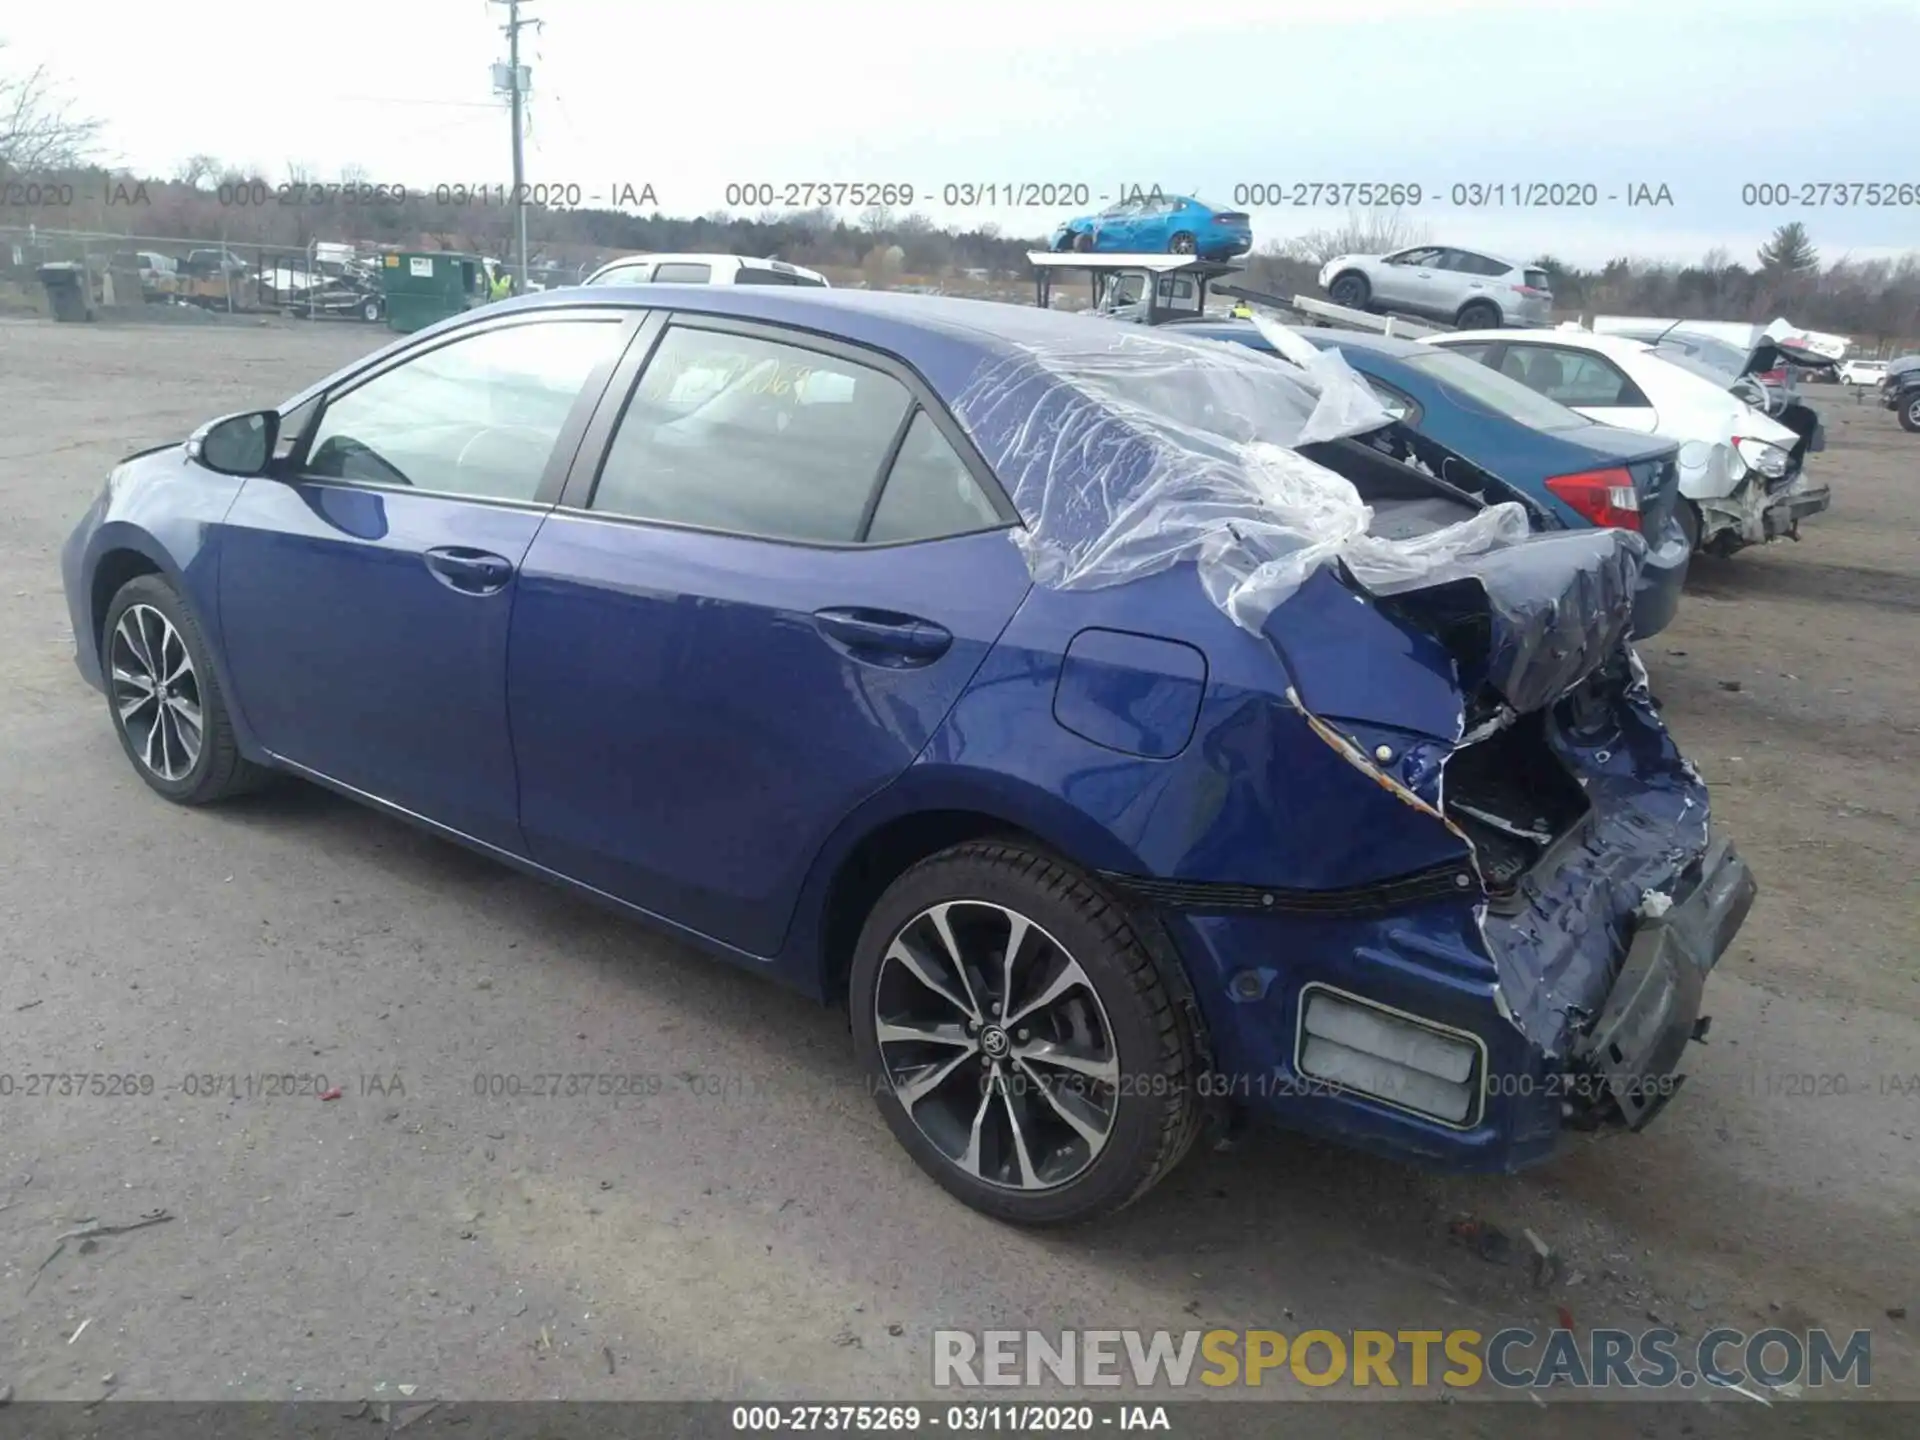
38;263;96;323
381;251;488;334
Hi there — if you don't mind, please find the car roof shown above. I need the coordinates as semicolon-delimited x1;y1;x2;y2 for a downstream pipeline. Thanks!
589;252;825;277
1438;328;1652;357
1172;320;1432;358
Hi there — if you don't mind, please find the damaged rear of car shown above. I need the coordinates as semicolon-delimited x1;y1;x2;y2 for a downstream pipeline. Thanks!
952;320;1756;1184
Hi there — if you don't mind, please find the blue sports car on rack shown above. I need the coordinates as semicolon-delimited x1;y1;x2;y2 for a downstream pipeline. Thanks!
62;286;1750;1227
1050;194;1252;259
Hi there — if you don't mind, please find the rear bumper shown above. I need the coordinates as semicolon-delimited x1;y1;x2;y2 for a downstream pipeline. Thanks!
1156;656;1744;1173
1571;826;1755;1127
1630;527;1690;639
1765;481;1831;537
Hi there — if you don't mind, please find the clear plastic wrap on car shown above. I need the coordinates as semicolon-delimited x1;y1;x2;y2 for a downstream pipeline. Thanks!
954;316;1544;632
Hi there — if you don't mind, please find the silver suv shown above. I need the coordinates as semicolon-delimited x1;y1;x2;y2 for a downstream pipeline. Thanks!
1318;246;1553;329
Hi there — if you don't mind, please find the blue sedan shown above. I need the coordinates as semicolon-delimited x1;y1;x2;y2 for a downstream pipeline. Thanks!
1050;193;1251;260
62;287;1751;1225
1175;321;1692;639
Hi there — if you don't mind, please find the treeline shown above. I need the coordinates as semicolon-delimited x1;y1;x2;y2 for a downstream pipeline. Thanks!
0;166;1040;278
5;166;1918;342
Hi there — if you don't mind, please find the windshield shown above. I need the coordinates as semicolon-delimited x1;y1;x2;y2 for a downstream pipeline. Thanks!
1396;349;1595;431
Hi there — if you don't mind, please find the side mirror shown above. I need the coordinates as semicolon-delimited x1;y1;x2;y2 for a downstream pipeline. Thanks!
187;410;279;477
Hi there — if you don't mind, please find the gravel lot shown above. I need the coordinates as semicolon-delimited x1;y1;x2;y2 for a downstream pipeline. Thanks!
0;316;1914;1421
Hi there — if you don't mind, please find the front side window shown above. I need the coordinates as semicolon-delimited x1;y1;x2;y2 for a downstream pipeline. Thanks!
305;320;624;501
588;326;912;543
651;262;714;283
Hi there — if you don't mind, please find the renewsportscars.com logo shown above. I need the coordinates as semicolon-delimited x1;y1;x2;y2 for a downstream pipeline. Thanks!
932;1327;1873;1392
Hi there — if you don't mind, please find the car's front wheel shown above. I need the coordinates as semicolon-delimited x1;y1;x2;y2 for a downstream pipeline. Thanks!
850;841;1203;1226
1071;231;1094;253
1901;394;1920;433
102;575;269;805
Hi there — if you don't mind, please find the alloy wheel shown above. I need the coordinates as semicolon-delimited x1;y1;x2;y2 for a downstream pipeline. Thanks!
1170;233;1196;255
109;603;203;781
873;900;1120;1191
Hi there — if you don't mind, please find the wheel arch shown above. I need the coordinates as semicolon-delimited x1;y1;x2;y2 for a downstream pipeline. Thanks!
784;770;1176;1011
1455;295;1505;327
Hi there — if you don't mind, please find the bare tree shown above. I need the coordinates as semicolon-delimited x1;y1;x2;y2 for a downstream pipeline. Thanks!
1278;207;1432;264
174;154;222;189
0;44;102;172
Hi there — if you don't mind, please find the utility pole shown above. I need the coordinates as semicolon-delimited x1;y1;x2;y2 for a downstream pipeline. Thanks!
491;0;537;293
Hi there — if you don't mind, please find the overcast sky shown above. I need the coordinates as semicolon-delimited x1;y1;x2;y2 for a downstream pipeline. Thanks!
6;0;1916;267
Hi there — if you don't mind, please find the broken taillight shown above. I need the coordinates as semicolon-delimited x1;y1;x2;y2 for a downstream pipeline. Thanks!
1545;467;1641;530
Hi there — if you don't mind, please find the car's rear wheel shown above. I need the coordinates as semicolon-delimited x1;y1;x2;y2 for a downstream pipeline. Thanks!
1327;271;1370;309
1901;395;1920;433
1168;232;1197;255
1456;299;1501;330
102;575;269;805
361;297;382;322
850;841;1202;1226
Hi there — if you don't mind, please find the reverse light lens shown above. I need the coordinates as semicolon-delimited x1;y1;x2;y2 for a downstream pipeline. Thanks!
1297;989;1481;1125
1544;466;1641;530
1732;436;1790;478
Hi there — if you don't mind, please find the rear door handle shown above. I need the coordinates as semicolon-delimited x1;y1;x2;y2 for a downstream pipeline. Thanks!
813;608;953;666
424;546;514;595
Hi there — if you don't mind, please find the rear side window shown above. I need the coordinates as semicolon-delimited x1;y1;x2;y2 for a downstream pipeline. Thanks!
651;263;713;283
733;267;796;286
790;273;828;287
588;326;911;542
866;411;1003;544
1499;346;1648;408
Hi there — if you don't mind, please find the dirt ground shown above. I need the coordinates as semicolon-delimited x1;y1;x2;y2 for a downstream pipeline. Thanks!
0;316;1913;1425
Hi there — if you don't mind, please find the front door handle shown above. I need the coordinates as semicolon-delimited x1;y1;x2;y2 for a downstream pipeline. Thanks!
813;608;953;666
424;546;514;595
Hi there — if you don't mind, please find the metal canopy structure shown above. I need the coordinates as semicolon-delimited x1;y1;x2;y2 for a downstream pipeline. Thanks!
1027;251;1248;325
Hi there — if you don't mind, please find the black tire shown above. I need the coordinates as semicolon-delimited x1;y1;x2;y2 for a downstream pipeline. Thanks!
1901;395;1920;433
1327;271;1370;309
849;840;1203;1226
361;297;382;323
1071;230;1094;253
1456;299;1502;330
1168;232;1197;255
1677;499;1703;555
101;574;270;805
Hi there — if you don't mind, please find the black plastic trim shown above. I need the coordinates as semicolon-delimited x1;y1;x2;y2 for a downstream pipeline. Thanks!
1096;861;1475;918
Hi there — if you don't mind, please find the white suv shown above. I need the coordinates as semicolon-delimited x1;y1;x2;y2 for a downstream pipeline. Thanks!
582;253;829;288
1838;358;1889;386
1318;246;1553;329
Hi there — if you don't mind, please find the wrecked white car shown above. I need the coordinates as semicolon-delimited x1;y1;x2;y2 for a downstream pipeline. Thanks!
1427;329;1823;556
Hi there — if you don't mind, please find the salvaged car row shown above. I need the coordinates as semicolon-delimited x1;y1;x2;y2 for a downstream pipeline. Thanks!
74;241;1875;1228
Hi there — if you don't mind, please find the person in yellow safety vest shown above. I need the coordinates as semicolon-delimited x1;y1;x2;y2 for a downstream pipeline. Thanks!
1230;300;1253;319
489;268;512;303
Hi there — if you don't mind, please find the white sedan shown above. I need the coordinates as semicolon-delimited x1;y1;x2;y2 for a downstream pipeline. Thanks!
1423;329;1822;555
